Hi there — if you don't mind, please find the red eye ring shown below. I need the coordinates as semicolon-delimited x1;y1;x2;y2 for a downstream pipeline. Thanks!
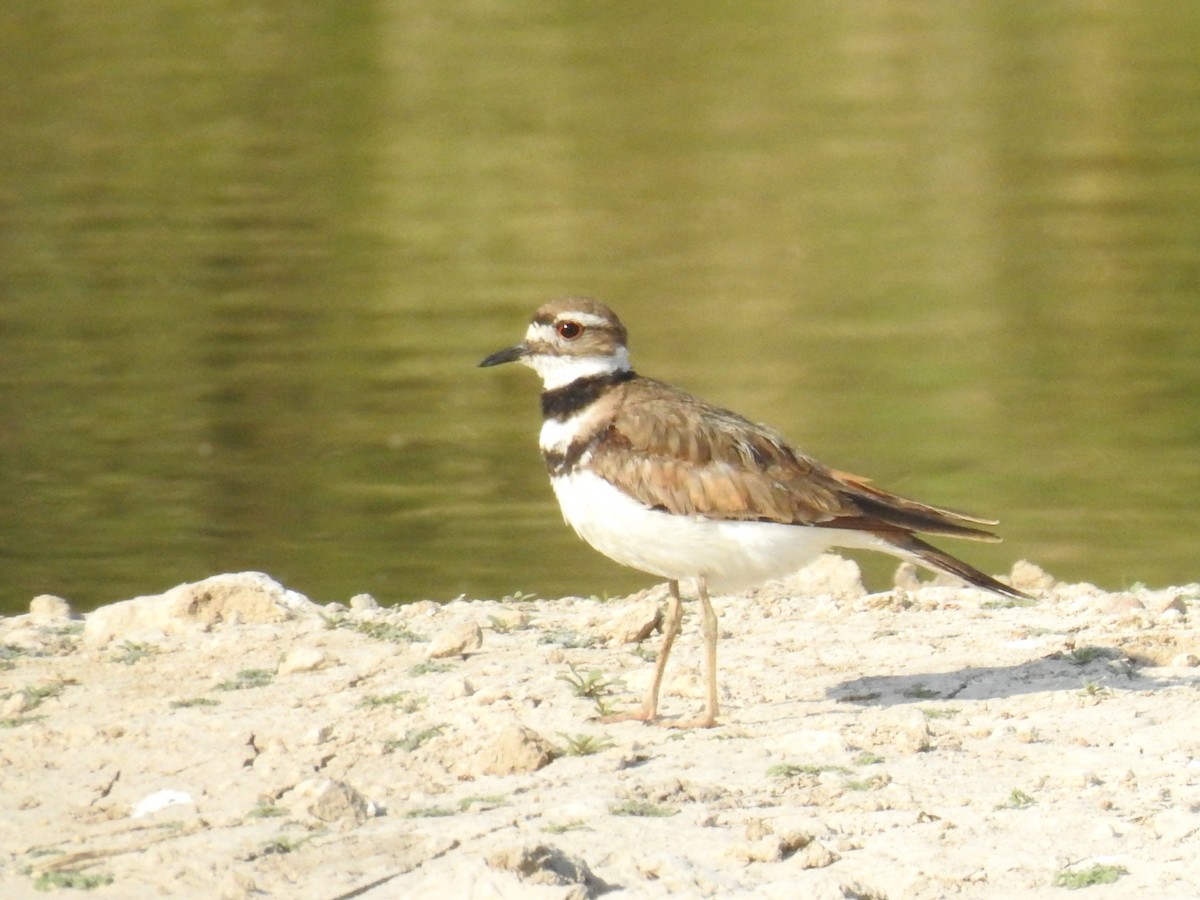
556;320;584;340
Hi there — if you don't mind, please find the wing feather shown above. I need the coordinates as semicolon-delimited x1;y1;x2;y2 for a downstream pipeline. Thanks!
587;378;1001;541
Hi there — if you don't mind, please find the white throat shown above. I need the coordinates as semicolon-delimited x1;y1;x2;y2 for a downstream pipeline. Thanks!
524;347;631;390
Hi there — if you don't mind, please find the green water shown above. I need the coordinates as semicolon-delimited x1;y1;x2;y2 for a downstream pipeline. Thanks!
1;3;1198;614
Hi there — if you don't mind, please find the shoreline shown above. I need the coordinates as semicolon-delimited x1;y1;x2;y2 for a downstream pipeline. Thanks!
1;560;1198;898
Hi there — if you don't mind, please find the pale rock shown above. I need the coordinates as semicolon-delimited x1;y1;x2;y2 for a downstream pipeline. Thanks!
1170;653;1200;668
771;729;850;763
349;593;379;610
301;725;334;746
221;870;259;900
2;691;32;716
887;710;933;754
1152;808;1200;844
893;562;923;592
779;554;867;600
398;860;565;900
1141;589;1188;615
1102;593;1144;614
1155;597;1188;617
463;722;555;777
486;842;606;895
600;598;662;644
282;778;375;829
441;677;475;700
1010;560;1056;593
29;594;74;622
426;621;483;659
278;646;329;675
131;789;194;819
635;854;727;895
728;839;783;863
795;839;839;869
472;685;509;706
744;818;774;841
83;572;319;647
404;600;441;619
668;670;707;700
488;607;531;631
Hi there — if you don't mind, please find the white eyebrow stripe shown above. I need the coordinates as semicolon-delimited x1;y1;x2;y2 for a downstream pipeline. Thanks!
562;312;614;329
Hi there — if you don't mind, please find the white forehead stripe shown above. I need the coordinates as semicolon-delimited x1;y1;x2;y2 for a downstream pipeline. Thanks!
525;321;556;342
563;312;613;329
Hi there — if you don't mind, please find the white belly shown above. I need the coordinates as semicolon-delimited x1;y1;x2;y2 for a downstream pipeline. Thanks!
549;470;879;591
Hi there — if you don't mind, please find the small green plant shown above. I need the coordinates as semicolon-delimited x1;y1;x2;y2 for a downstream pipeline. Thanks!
1;644;28;670
33;870;114;891
768;763;852;779
215;668;274;691
1;715;46;728
843;774;889;791
486;615;523;633
558;733;615;756
2;682;67;713
407;660;452;677
384;725;444;753
360;692;423;712
458;794;508;811
610;800;678;817
501;590;538;603
838;691;882;703
258;836;307;856
902;684;939;699
1053;864;1127;889
539;629;597;649
169;697;220;709
110;641;156;665
999;788;1036;809
1066;647;1109;666
542;820;592;834
921;707;959;720
558;663;622;700
854;751;884;766
631;644;657;662
247;801;286;819
982;597;1037;609
1078;680;1111;698
405;805;457;818
346;620;425;644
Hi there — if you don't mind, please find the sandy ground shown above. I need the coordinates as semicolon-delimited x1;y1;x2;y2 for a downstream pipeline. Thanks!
1;559;1198;899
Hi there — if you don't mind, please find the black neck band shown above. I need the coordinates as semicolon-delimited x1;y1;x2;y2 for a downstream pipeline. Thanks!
540;369;635;421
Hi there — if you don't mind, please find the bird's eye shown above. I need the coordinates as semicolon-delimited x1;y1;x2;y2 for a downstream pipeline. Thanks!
556;320;584;340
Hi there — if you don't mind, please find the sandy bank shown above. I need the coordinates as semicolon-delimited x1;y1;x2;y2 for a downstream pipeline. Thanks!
1;560;1198;898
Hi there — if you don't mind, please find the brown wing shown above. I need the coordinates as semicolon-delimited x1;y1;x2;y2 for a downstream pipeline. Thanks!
588;378;1002;542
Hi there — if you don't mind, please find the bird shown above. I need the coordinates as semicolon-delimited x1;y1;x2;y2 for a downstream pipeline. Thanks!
480;297;1028;727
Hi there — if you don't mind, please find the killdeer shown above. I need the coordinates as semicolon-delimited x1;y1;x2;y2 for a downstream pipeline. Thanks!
481;297;1027;728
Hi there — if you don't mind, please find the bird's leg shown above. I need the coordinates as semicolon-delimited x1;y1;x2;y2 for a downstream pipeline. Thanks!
600;579;683;724
698;577;720;726
643;579;685;720
669;576;720;729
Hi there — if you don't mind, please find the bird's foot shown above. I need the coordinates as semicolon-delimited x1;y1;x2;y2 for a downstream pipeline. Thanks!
598;707;658;725
664;714;719;730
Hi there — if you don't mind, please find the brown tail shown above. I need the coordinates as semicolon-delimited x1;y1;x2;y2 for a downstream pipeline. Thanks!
819;470;1028;599
887;532;1029;600
832;470;1004;542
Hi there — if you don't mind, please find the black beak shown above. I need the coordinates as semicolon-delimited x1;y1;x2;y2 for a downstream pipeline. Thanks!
479;344;527;368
